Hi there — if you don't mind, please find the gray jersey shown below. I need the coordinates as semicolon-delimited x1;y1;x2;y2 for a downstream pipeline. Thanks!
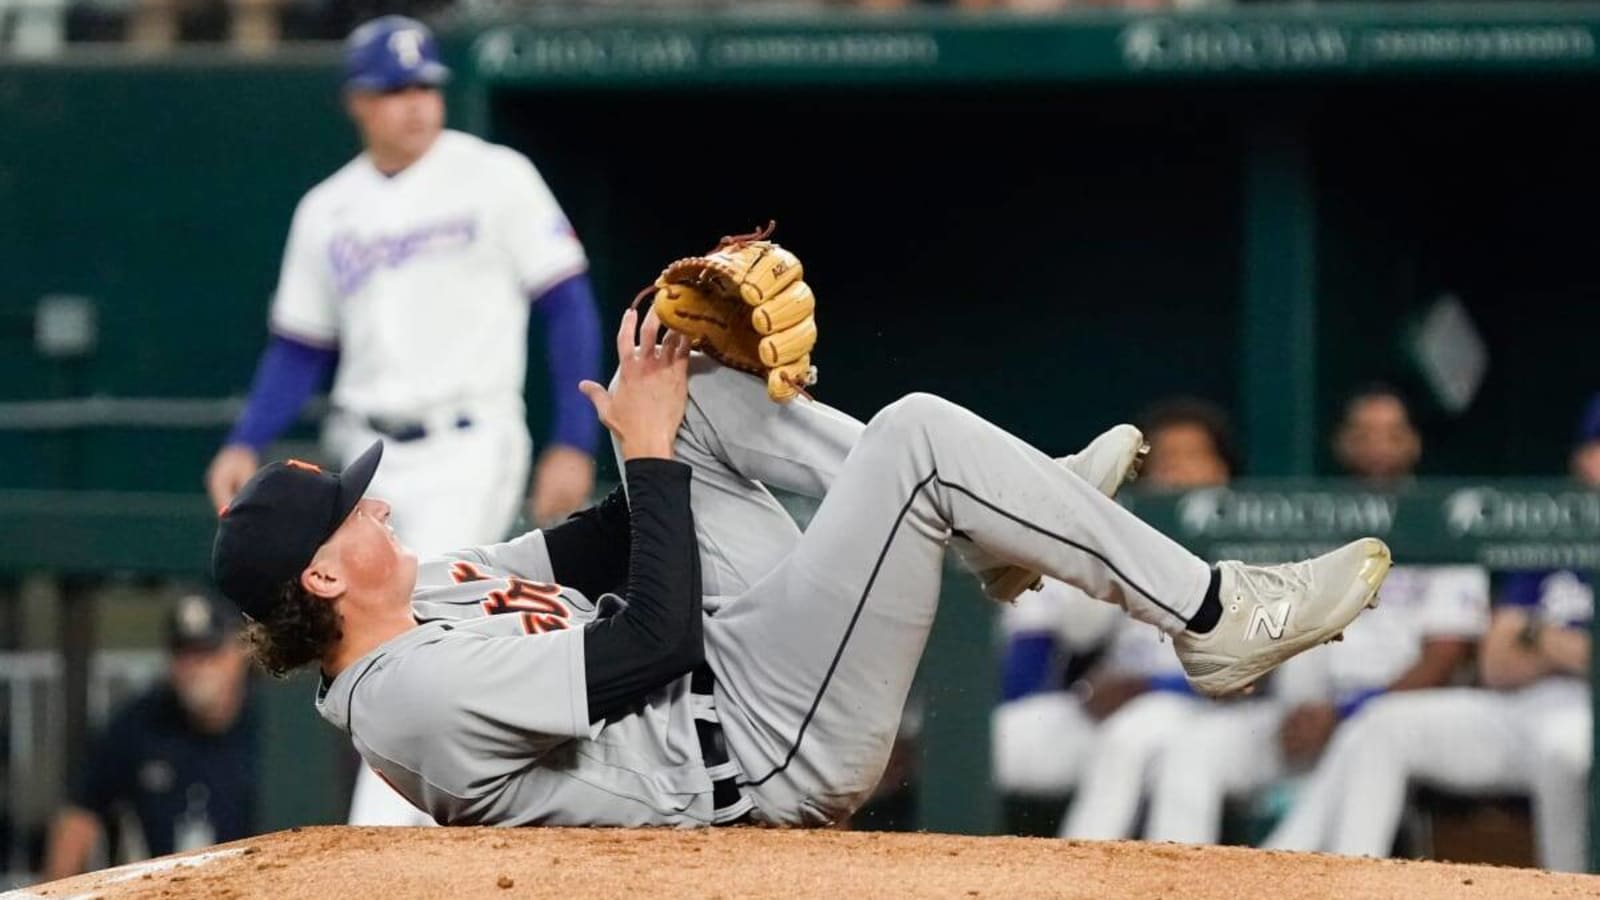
316;530;718;826
318;361;1213;829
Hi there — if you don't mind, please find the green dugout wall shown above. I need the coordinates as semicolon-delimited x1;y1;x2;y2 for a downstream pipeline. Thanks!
447;3;1600;480
3;6;1600;491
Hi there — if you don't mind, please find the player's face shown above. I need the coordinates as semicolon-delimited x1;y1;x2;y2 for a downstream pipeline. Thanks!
347;84;444;168
326;497;418;598
1144;422;1230;488
170;639;249;728
1572;442;1600;486
1337;395;1421;481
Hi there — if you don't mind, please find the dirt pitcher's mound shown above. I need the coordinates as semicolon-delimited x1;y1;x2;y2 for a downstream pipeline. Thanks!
10;826;1600;899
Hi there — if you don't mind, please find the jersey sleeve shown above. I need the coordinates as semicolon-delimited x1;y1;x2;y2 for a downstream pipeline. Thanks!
268;195;339;347
493;151;588;298
1415;565;1491;638
357;629;593;794
451;529;559;583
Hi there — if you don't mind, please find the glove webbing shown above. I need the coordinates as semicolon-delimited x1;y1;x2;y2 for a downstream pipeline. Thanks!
632;220;814;400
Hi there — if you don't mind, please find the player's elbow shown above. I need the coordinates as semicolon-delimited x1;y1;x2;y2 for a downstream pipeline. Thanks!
625;617;703;683
655;626;704;680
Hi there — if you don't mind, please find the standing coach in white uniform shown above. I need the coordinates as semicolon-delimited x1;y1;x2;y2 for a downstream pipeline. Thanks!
203;15;603;825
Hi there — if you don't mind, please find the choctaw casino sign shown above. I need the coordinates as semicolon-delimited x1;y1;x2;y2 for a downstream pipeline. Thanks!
1124;481;1600;569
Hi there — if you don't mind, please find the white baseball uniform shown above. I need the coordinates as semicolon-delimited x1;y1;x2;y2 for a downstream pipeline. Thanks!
270;128;587;827
1262;569;1585;870
1055;616;1205;840
1142;564;1490;845
273;128;586;557
988;574;1204;838
990;579;1124;798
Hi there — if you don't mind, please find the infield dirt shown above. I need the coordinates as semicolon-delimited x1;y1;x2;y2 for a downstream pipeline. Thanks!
11;825;1600;899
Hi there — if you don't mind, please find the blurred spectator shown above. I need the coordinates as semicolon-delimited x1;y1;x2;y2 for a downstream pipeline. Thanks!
1261;570;1586;868
0;0;68;55
1140;385;1485;846
1144;566;1487;845
954;0;1224;11
40;592;258;881
1137;396;1241;489
990;398;1234;833
1569;393;1600;484
1258;394;1597;869
127;0;282;53
1333;383;1422;485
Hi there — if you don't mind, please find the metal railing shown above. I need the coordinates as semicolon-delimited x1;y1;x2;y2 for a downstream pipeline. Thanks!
0;650;164;887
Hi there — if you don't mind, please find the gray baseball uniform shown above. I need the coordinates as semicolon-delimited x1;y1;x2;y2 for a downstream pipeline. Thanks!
317;359;1210;827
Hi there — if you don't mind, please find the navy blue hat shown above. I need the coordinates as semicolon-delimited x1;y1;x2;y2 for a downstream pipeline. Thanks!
211;441;383;622
167;591;241;654
343;15;450;92
1578;393;1600;445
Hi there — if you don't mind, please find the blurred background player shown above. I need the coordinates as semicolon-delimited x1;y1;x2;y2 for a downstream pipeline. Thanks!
1257;392;1599;868
40;593;257;880
198;14;603;826
1331;383;1422;488
1052;398;1244;840
990;397;1238;830
1139;385;1489;846
1137;396;1238;489
203;13;601;550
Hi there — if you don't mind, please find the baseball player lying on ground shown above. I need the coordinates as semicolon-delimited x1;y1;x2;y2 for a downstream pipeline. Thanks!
211;241;1392;829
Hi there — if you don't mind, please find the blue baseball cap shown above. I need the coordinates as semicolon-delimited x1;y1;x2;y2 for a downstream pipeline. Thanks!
1578;393;1600;445
344;15;450;92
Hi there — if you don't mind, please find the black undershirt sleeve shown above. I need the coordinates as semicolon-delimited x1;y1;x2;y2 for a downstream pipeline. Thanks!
542;480;631;599
580;458;704;723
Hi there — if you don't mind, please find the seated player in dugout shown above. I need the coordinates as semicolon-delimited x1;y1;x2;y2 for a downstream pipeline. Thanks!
989;397;1239;810
43;592;258;879
210;240;1395;829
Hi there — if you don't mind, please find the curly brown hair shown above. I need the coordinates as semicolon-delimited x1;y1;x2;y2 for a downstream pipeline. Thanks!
243;580;342;678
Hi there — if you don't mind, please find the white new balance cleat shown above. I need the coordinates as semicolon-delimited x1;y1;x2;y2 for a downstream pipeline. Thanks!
1062;423;1149;497
1173;538;1392;698
979;424;1150;603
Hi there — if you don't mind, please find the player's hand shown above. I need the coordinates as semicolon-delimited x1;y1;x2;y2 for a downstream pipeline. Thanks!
1279;702;1338;766
205;444;260;513
1080;674;1150;722
579;308;690;462
528;445;596;526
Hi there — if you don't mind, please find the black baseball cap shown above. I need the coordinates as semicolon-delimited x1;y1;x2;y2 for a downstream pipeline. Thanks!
167;591;241;654
211;441;383;622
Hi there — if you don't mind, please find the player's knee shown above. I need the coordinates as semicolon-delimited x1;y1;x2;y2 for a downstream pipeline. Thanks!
1153;732;1221;783
868;393;956;437
1332;695;1415;759
883;392;951;422
991;708;1044;793
1097;716;1163;759
991;696;1073;788
1532;710;1591;776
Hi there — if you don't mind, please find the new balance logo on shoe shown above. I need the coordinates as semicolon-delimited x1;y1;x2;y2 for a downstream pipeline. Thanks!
1246;603;1290;641
1172;539;1391;697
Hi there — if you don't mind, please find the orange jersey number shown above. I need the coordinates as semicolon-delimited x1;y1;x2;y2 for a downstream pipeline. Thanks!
450;562;571;634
